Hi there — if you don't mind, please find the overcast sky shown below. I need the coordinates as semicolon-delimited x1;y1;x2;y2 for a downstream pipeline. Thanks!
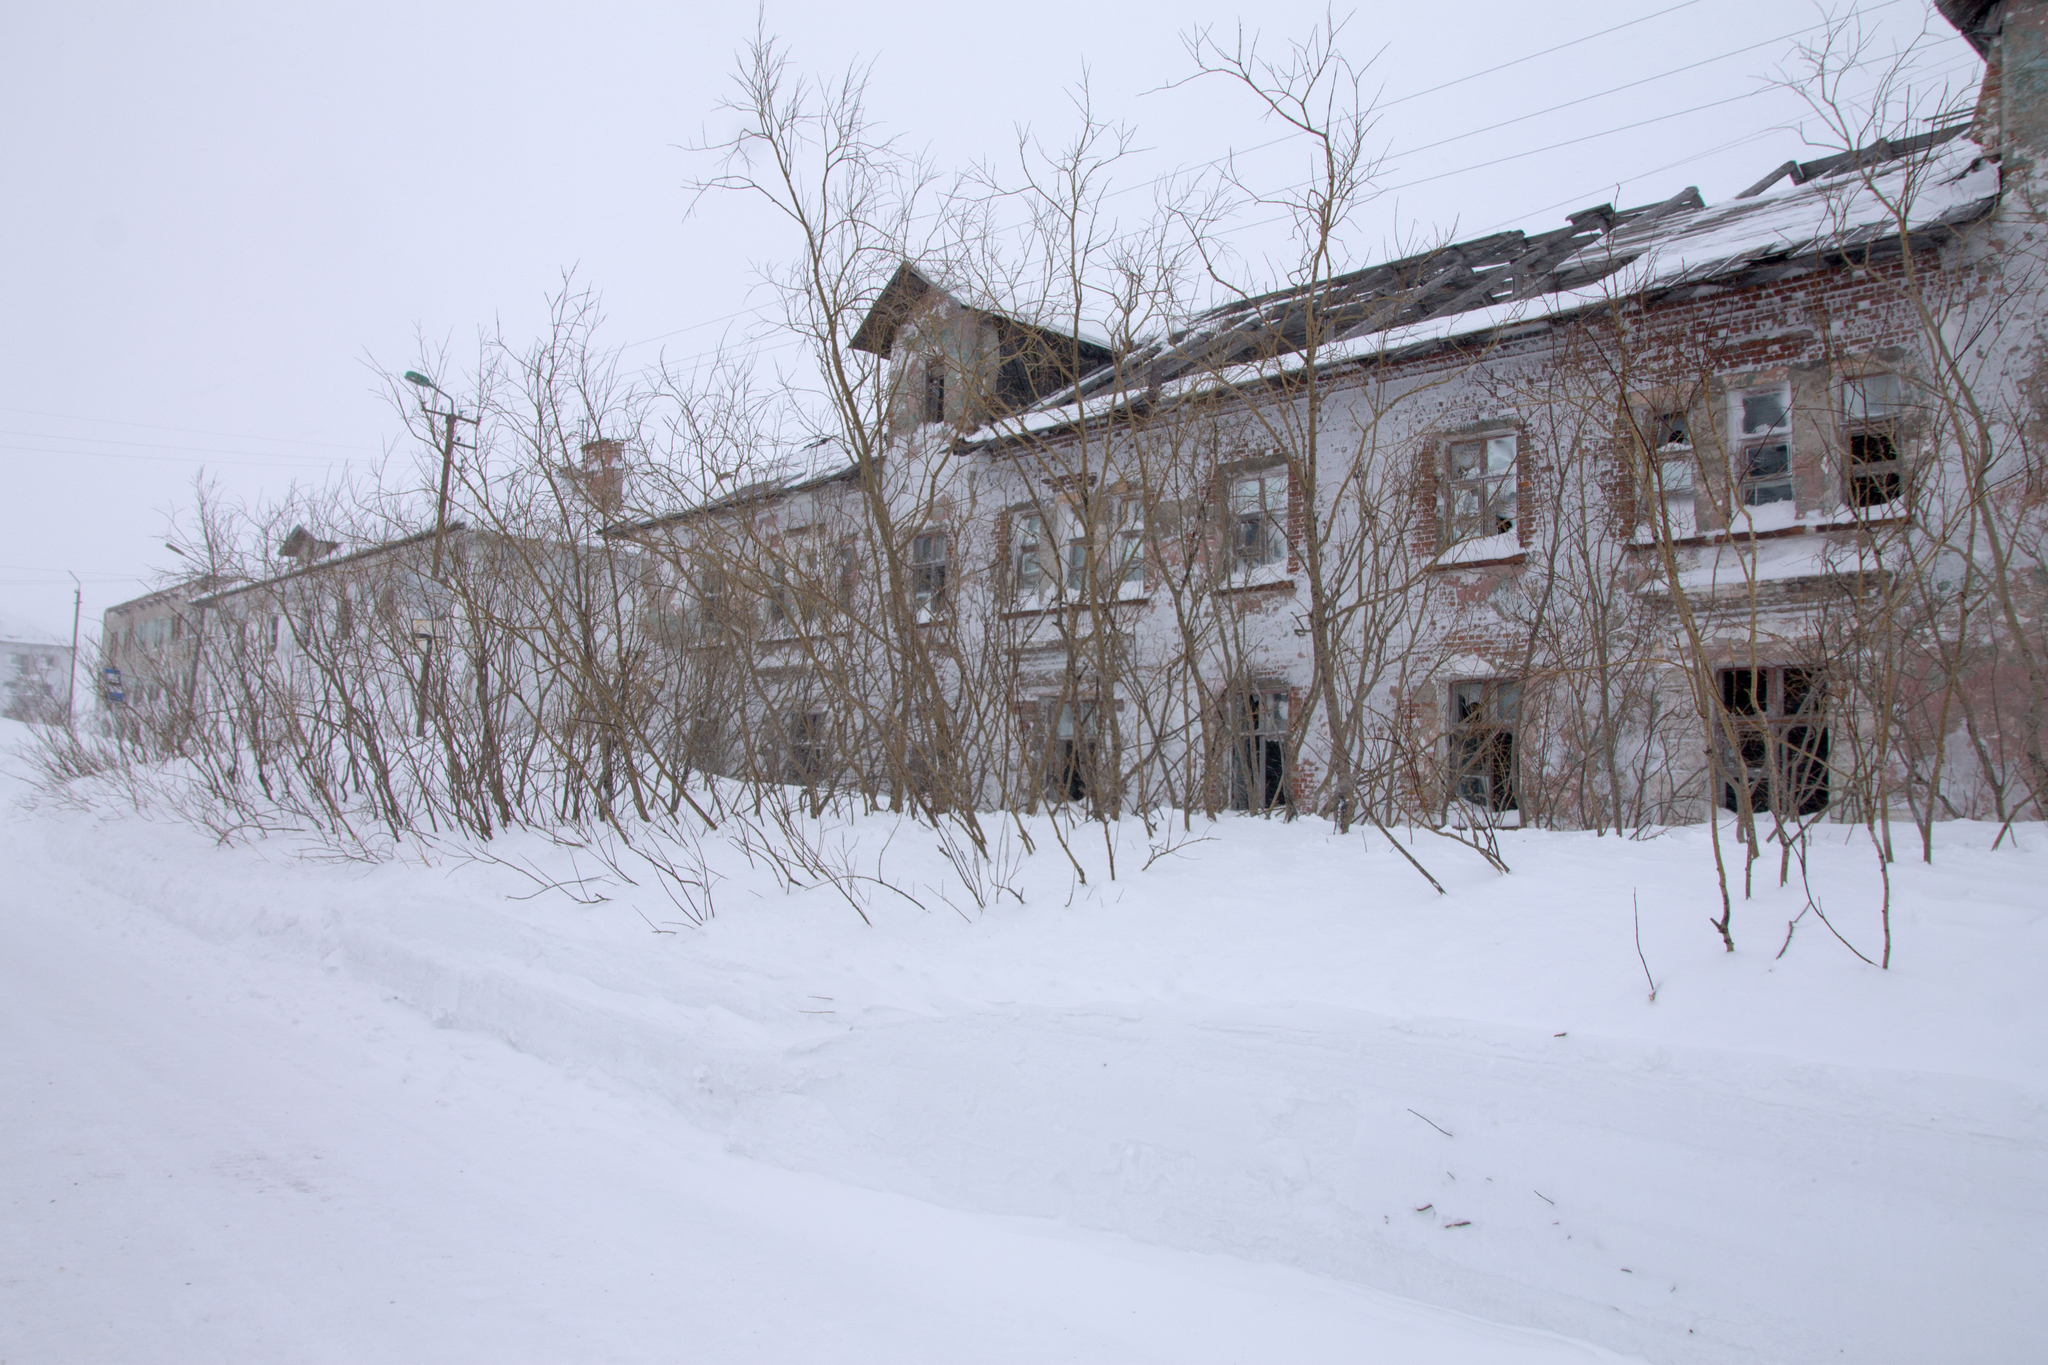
0;0;1980;644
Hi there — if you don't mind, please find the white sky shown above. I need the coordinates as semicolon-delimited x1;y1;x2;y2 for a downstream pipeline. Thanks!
0;0;1981;640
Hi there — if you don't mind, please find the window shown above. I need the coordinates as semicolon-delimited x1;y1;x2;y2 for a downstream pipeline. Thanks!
1062;526;1090;594
1733;385;1793;507
1229;469;1288;571
1841;374;1907;509
1046;700;1098;804
1445;435;1518;545
783;709;830;787
1229;688;1290;812
1647;409;1697;537
911;531;949;612
1451;680;1519;813
834;541;857;611
1716;666;1828;817
922;359;946;424
694;567;730;640
1115;496;1146;588
1008;509;1048;597
766;562;796;635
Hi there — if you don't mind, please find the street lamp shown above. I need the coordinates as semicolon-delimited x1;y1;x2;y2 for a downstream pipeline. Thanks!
400;366;476;737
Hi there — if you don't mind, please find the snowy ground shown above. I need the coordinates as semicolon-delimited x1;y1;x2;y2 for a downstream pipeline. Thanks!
3;725;2043;1363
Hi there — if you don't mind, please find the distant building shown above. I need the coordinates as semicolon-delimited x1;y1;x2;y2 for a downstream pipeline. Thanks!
0;616;74;722
100;580;211;711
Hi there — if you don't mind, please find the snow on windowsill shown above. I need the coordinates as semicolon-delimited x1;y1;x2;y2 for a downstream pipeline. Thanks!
1629;502;1909;548
1004;580;1150;616
1218;563;1295;593
1432;531;1524;569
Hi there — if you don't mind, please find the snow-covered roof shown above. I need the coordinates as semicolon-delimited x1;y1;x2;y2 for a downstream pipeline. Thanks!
0;611;67;648
963;128;1997;448
606;436;863;535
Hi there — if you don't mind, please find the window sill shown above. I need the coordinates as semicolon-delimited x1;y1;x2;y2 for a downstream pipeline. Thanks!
1216;574;1296;597
1628;508;1909;550
1428;550;1525;572
1001;595;1151;621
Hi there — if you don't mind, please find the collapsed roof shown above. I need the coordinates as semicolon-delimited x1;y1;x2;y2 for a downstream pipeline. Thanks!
962;126;1998;445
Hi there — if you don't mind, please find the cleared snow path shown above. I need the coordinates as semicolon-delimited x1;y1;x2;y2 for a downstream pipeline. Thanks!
0;807;1629;1362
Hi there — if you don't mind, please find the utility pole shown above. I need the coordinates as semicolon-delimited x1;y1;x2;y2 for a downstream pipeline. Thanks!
431;406;459;578
402;371;475;736
67;572;81;725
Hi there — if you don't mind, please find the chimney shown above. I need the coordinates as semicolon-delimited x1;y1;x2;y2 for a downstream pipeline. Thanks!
1943;0;2048;172
278;525;339;567
577;437;627;516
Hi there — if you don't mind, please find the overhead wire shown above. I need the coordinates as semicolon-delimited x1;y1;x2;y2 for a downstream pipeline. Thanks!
618;47;1975;384
11;2;1973;476
609;0;1915;364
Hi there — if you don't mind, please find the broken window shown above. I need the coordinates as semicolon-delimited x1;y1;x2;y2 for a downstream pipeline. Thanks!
1229;468;1288;571
1715;665;1829;817
1450;679;1519;813
911;530;949;612
1445;435;1518;545
1048;700;1098;805
921;358;946;425
1733;385;1793;507
1841;374;1907;510
1229;687;1290;812
1646;409;1697;537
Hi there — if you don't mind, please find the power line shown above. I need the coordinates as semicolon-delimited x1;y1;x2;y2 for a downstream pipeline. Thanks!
610;0;1734;356
0;404;375;452
0;441;356;470
614;0;1939;377
0;427;376;463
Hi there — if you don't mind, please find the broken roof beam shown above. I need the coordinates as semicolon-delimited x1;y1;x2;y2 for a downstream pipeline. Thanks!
1737;161;1804;199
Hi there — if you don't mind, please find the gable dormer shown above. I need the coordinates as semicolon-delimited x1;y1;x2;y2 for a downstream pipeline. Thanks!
851;262;1115;434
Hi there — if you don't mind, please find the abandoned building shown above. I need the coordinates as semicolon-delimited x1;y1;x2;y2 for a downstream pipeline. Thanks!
105;0;2048;837
609;0;2044;829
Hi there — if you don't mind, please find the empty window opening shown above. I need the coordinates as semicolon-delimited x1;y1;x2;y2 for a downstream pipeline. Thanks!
1451;679;1520;813
1841;374;1907;509
1734;385;1793;507
1048;701;1098;804
921;360;946;424
784;709;830;787
1446;436;1518;545
1652;410;1692;450
1230;469;1288;571
1229;688;1290;812
1716;666;1828;817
